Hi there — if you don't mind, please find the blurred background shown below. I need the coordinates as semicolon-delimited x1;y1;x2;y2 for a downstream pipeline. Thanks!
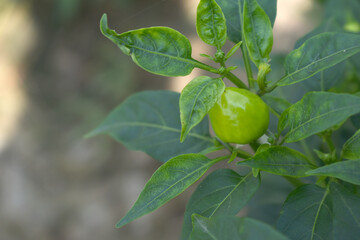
0;0;329;239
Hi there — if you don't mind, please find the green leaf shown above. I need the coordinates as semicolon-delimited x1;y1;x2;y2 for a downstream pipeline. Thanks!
351;93;360;128
181;170;260;240
277;184;332;240
294;19;343;48
262;95;291;116
293;18;345;91
256;143;271;153
116;153;223;228
190;215;289;240
198;143;224;155
278;92;360;143
351;53;360;78
277;32;360;86
87;91;215;162
228;150;238;163
302;62;346;91
214;0;277;43
197;0;227;48
225;41;242;60
200;53;215;61
325;0;360;24
243;0;273;66
100;14;195;77
342;129;360;160
180;76;225;142
330;181;360;239
306;160;360;185
257;0;277;27
351;113;360;128
237;146;315;177
278;182;360;240
313;149;333;163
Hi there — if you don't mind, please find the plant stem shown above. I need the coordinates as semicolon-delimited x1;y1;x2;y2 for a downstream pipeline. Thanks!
216;137;232;151
257;63;271;93
192;57;248;89
215;138;252;159
216;50;248;89
283;176;305;188
224;72;248;89
258;82;277;96
322;132;337;162
213;154;232;163
191;59;220;74
324;134;336;153
236;148;253;159
241;45;255;89
268;105;280;118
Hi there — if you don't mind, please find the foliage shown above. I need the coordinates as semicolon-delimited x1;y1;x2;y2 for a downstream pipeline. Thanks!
89;0;360;239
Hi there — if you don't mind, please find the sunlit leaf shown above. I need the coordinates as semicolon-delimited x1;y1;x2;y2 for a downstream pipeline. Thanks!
100;14;196;76
243;0;273;66
214;0;277;43
197;0;227;48
180;76;225;142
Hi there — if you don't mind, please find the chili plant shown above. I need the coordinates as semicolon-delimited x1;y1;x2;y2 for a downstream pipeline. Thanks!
87;0;360;239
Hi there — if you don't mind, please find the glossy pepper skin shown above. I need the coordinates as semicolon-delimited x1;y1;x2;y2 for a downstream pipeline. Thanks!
209;87;269;144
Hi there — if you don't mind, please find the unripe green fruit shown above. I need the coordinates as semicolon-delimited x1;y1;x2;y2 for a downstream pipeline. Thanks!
209;87;269;144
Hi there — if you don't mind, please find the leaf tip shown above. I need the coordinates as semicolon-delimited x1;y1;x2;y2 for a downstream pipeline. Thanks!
100;13;116;40
100;13;108;33
101;13;107;20
180;132;187;143
180;125;188;143
115;218;127;228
